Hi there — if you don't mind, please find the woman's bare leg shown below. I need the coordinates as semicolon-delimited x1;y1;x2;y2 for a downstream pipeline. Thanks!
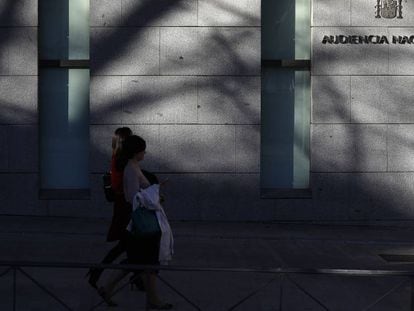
143;272;173;309
102;269;129;296
142;271;160;304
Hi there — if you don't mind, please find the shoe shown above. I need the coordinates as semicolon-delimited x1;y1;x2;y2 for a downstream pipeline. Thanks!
85;269;98;289
130;275;145;292
146;302;173;310
97;287;118;307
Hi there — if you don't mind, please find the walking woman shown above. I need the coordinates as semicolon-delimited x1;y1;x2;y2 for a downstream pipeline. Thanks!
101;135;173;310
88;127;133;288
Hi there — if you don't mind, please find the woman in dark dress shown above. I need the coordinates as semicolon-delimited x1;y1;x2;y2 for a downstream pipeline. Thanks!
87;127;132;291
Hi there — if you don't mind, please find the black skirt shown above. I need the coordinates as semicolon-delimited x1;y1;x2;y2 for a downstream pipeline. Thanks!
125;231;161;267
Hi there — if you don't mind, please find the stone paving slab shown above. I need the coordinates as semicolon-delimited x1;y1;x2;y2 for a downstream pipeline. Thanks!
2;216;414;310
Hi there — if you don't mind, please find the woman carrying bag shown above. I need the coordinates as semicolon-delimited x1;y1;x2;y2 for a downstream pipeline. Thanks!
102;135;173;310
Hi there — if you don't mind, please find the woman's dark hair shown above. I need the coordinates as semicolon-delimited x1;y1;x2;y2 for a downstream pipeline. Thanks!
115;135;146;171
114;127;132;139
113;127;132;154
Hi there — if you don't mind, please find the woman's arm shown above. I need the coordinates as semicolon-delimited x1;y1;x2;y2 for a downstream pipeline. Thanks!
136;165;150;189
123;164;141;204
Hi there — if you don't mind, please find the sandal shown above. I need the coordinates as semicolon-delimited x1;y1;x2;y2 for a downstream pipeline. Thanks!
130;274;145;292
85;269;98;289
97;287;118;307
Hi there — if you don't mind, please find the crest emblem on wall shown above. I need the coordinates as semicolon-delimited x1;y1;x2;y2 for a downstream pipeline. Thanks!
375;0;404;18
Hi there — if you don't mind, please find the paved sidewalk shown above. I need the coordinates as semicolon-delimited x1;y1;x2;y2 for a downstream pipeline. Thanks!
1;216;414;310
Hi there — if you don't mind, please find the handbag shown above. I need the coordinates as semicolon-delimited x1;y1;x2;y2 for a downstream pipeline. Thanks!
102;172;115;202
131;203;161;237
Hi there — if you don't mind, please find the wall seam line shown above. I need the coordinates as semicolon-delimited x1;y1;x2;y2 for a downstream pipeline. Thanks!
196;76;199;123
196;0;199;26
234;125;237;173
386;124;389;172
349;76;352;123
158;27;161;75
120;75;124;124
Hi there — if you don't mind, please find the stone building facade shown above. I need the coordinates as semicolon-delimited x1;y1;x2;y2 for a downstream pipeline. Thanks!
312;0;414;221
1;0;413;222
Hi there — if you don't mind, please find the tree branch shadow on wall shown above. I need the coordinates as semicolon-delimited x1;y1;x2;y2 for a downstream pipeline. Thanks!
311;23;414;222
89;0;266;221
1;0;414;222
